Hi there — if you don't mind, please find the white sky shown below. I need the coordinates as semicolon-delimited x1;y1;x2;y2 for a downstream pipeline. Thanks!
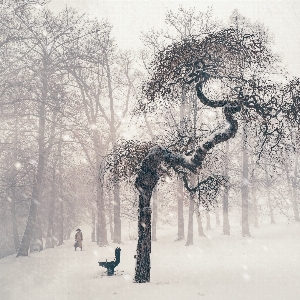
48;0;300;77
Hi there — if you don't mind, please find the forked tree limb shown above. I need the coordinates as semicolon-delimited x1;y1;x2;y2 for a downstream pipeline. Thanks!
134;81;241;283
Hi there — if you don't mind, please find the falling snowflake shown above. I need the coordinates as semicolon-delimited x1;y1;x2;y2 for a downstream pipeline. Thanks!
15;162;22;169
62;135;71;141
123;274;131;281
243;272;251;281
29;159;37;165
90;124;97;130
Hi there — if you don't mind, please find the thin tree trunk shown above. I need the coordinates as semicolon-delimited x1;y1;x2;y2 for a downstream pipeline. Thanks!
45;165;56;249
17;62;48;257
97;162;108;246
105;54;121;244
252;180;259;227
176;178;185;240
96;217;99;245
57;131;64;246
250;155;259;227
152;186;158;241
265;166;275;224
10;189;20;252
242;126;251;237
91;210;96;242
215;207;220;226
37;216;44;251
18;196;37;256
292;148;300;221
57;199;64;246
223;186;230;235
196;209;205;236
186;190;194;246
18;158;45;255
176;87;186;241
11;108;20;252
65;217;71;240
284;158;294;219
108;194;114;240
186;89;197;246
206;211;212;230
113;180;121;244
223;141;230;235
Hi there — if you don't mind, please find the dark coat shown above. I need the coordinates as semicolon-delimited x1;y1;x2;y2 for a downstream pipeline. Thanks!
75;231;83;248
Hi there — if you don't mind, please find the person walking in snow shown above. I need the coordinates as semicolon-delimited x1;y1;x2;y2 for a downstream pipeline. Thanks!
74;228;83;251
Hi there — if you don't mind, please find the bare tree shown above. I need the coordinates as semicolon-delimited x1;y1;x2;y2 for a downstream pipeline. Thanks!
16;6;94;256
133;19;289;281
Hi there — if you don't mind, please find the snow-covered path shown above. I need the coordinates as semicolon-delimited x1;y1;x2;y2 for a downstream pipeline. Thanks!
1;223;300;300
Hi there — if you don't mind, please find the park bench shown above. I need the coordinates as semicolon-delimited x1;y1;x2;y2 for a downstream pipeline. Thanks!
98;247;121;276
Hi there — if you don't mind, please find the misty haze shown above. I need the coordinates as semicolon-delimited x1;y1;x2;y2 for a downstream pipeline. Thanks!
0;1;300;300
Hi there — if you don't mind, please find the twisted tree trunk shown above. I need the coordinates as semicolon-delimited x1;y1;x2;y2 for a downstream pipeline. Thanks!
134;83;240;283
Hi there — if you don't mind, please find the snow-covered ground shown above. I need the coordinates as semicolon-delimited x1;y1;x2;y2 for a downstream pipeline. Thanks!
1;222;300;300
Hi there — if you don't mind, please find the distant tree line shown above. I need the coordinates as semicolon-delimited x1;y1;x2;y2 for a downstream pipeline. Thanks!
0;2;299;281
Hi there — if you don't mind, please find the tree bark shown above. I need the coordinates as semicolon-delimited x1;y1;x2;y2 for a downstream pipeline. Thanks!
91;210;96;242
108;193;114;241
105;53;122;244
57;199;64;246
223;141;230;235
215;207;220;226
36;216;44;251
251;180;259;227
45;165;56;249
113;180;121;243
97;161;108;246
134;191;153;283
265;165;275;224
17;58;48;256
250;156;259;227
10;189;20;252
196;209;205;236
134;82;240;282
176;87;186;241
284;158;296;221
186;197;194;246
57;131;64;246
176;178;185;240
292;147;300;221
241;125;251;237
151;186;158;241
206;211;212;230
10;107;20;252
